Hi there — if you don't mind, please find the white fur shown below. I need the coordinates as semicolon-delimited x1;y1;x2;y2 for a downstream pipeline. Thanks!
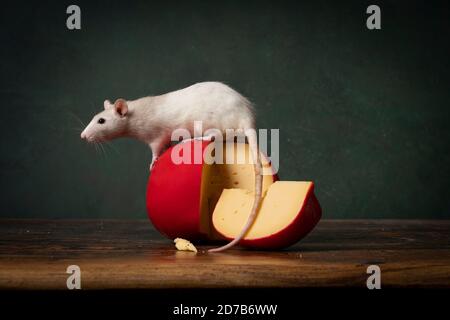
81;82;254;149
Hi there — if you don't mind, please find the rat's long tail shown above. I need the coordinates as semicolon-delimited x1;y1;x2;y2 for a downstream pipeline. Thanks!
208;129;262;253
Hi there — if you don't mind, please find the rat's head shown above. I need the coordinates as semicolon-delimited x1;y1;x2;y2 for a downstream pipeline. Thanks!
81;99;129;142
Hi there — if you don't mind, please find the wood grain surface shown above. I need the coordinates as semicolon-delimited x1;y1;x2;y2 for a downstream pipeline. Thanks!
0;219;449;289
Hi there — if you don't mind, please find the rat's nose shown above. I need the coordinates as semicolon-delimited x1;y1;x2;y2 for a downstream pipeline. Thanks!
81;131;86;139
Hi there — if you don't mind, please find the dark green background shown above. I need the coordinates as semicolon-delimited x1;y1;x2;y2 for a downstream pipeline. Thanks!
1;0;449;219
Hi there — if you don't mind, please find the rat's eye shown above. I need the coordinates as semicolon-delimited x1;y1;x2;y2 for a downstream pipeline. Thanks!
98;118;106;124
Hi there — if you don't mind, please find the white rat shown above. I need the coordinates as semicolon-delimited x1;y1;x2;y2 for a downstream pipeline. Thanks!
81;82;262;252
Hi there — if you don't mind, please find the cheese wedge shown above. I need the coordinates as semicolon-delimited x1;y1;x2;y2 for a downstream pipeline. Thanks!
212;181;321;248
147;140;321;249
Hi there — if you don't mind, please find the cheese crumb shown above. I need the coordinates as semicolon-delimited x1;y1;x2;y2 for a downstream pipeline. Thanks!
174;238;198;253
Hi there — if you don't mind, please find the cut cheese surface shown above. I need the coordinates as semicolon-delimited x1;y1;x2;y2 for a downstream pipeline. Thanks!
199;143;276;238
212;181;313;240
204;142;274;191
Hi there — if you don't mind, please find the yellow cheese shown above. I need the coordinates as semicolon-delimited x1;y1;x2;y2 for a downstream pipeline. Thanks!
199;143;276;239
212;181;313;239
174;238;198;252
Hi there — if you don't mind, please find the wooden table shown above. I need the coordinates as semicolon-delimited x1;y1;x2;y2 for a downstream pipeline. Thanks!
0;219;449;289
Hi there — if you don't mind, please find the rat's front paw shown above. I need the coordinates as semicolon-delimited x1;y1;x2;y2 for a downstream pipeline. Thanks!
149;157;159;171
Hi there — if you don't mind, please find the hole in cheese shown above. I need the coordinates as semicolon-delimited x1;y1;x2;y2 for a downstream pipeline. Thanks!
212;181;313;240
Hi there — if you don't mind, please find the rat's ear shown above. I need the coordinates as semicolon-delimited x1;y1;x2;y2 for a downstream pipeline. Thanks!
114;98;128;117
104;99;112;110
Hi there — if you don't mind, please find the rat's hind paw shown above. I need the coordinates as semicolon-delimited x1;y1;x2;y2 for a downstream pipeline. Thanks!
184;135;215;142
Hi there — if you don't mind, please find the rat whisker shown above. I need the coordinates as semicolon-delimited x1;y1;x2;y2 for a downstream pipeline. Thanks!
62;127;84;133
103;141;120;155
66;110;86;128
70;126;83;131
98;142;108;159
93;141;100;155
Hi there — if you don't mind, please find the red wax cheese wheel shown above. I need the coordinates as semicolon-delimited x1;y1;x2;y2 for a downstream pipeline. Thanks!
146;140;278;241
212;181;322;249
